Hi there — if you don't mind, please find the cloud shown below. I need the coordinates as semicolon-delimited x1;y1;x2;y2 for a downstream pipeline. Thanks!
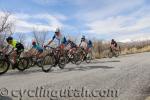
1;0;150;42
0;11;69;33
73;0;150;42
86;15;150;34
75;0;145;20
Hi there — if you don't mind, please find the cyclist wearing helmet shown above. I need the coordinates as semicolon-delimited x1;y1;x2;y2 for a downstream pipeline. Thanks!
3;36;24;68
66;39;77;50
87;40;93;52
65;39;77;57
46;28;67;49
79;35;88;50
110;39;118;51
28;41;44;58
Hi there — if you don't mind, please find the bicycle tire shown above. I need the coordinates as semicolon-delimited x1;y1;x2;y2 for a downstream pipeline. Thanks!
74;53;83;65
0;59;10;75
86;52;92;63
58;56;66;69
17;58;28;71
42;55;55;72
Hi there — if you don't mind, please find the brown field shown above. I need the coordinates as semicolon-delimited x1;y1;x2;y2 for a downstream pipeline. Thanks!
93;40;150;59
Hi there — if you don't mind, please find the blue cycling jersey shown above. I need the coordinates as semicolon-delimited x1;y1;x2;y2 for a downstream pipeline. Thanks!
88;40;93;48
52;34;67;45
32;45;43;52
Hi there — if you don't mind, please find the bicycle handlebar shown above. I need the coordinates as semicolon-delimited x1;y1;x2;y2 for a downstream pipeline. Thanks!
44;45;55;49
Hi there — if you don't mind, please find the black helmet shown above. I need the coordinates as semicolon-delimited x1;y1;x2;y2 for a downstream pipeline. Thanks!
6;36;13;42
112;39;115;41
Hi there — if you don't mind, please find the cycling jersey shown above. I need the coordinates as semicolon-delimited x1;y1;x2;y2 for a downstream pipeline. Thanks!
88;40;93;48
52;34;67;46
10;40;17;48
8;40;24;55
32;45;43;53
80;41;88;50
111;41;117;47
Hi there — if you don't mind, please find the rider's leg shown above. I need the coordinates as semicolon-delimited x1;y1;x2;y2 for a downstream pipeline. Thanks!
11;51;17;69
12;51;17;64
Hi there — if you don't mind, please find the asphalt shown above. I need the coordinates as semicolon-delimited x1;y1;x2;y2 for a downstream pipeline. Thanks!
0;52;150;100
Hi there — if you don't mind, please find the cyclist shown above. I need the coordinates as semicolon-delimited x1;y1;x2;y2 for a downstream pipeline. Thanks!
45;29;67;49
110;39;118;52
79;35;88;50
44;29;67;66
3;36;24;68
87;40;93;51
66;39;77;50
78;35;89;61
28;41;44;58
65;39;77;57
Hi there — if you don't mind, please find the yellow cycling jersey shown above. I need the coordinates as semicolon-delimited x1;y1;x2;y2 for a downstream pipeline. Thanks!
10;40;17;48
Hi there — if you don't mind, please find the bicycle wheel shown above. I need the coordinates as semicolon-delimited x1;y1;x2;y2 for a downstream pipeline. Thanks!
70;54;76;64
17;58;28;71
58;56;66;69
108;51;113;58
86;52;92;63
28;57;35;68
74;52;83;65
0;59;10;75
114;51;120;57
42;55;55;72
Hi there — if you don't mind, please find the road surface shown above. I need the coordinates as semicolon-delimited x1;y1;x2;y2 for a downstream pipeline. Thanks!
0;52;150;100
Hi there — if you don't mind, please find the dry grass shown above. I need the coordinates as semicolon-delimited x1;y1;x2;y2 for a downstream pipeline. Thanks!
93;40;150;59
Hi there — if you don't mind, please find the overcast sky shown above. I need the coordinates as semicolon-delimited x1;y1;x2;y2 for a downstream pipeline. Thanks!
0;0;150;42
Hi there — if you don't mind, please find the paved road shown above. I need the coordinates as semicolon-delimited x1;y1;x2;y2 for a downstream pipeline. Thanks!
0;52;150;100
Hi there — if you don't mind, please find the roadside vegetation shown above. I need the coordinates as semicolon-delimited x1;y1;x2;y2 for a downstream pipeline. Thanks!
93;40;150;59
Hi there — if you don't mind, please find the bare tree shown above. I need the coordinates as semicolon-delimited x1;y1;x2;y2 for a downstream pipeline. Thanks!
0;12;14;32
32;28;49;46
17;33;26;44
0;11;15;48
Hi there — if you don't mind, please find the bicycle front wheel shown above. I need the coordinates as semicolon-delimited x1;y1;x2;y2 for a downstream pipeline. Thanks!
58;56;66;69
17;58;28;71
42;55;55;72
86;52;92;63
0;59;9;75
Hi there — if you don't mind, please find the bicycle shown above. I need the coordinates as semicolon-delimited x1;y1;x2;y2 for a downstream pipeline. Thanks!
108;46;121;58
74;47;93;65
25;52;44;68
42;46;67;72
64;47;77;64
0;51;28;75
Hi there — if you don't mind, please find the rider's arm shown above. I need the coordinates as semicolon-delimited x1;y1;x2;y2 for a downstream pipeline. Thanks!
79;42;82;47
47;40;53;46
2;45;12;54
46;35;55;46
7;47;15;55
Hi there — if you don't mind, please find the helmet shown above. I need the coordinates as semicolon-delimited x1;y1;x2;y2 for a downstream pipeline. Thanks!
112;39;115;42
32;41;36;45
6;36;13;42
81;35;85;41
55;28;60;33
81;35;85;39
68;39;71;43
